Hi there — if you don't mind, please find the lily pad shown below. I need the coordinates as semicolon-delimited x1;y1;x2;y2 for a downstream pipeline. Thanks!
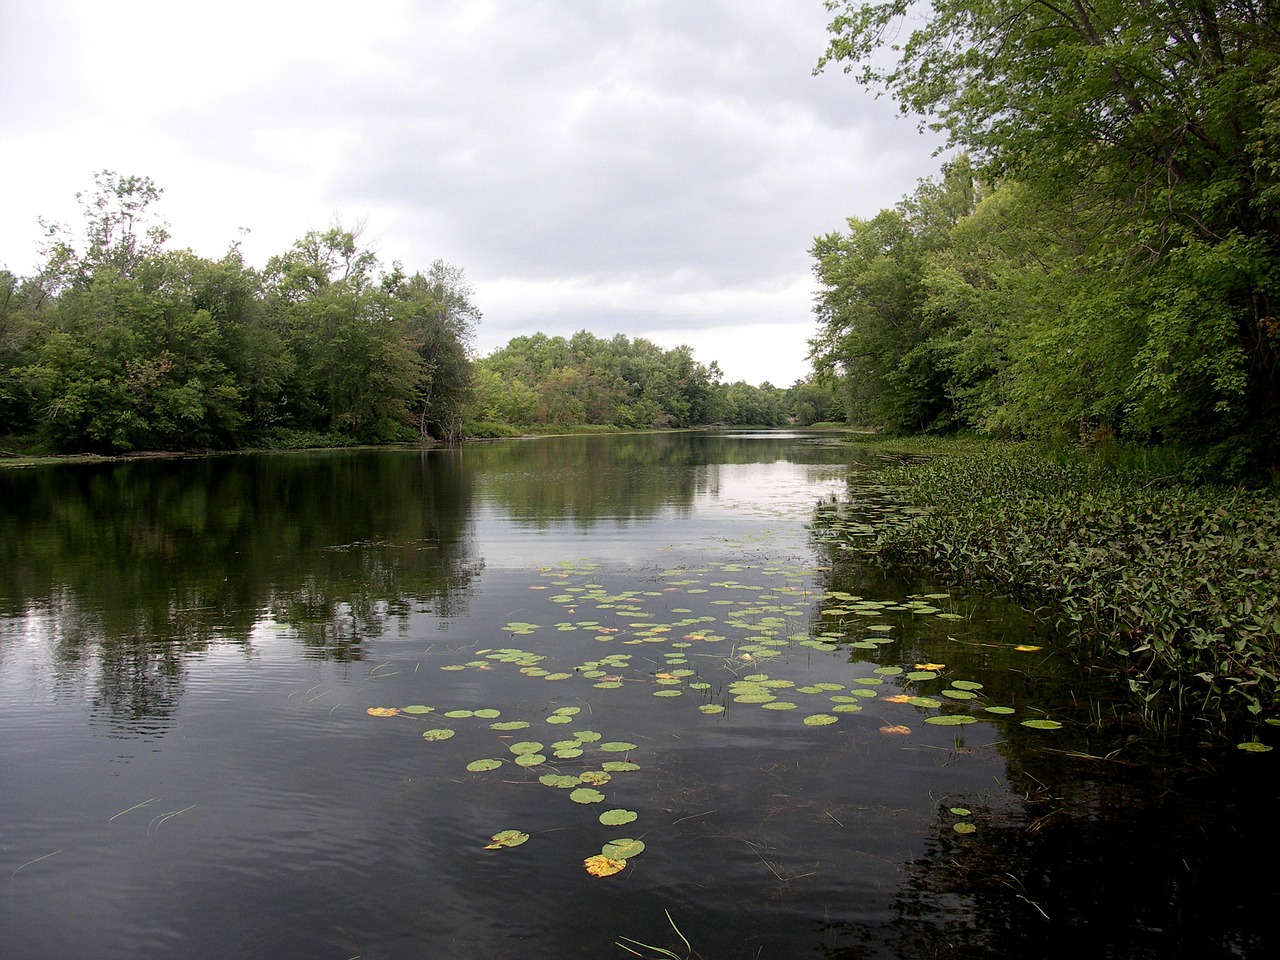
484;829;529;849
599;741;637;753
584;854;627;877
421;729;455;741
570;787;606;804
803;713;838;726
925;714;978;725
602;838;646;860
1021;719;1063;730
599;808;639;825
400;705;434;714
466;758;503;772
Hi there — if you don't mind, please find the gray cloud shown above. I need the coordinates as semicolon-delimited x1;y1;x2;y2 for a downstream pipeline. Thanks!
0;0;944;384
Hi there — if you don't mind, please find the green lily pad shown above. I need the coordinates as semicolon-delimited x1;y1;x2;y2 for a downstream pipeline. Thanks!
490;720;530;730
925;714;978;725
1237;741;1273;752
601;761;641;772
443;709;475;719
599;808;639;826
1021;719;1063;730
761;701;797;710
953;822;977;835
538;774;582;788
466;758;503;772
983;706;1015;715
484;829;529;849
602;838;646;860
401;705;434;714
509;741;544;755
599;741;637;753
421;729;455;742
699;704;726;714
570;787;606;804
803;713;838;726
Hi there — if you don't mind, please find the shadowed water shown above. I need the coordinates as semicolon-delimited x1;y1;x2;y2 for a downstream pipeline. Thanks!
1;432;1276;959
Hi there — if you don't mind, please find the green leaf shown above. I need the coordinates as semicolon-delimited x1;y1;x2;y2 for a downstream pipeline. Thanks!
1021;719;1063;730
599;741;637;753
466;758;503;772
570;787;606;804
599;808;639;826
925;714;977;725
484;829;530;849
421;729;455;742
803;713;838;726
401;704;434;714
602;838;646;860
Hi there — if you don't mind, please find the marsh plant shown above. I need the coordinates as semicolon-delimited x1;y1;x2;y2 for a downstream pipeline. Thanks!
862;443;1280;738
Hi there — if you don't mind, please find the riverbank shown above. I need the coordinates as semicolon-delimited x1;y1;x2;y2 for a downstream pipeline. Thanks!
857;440;1280;744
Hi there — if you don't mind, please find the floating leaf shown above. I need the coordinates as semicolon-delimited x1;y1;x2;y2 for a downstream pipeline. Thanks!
905;671;938;681
832;703;863;713
761;701;797;710
653;689;683;697
537;773;583;788
513;753;547;767
584;854;627;877
1021;719;1063;730
421;728;455;741
602;838;646;860
879;724;911;735
941;689;977;700
444;709;475;719
699;704;726;715
925;714;978;725
907;696;943;708
953;822;977;835
490;720;530;730
473;708;501;719
366;707;400;717
950;807;971;816
553;747;584;759
579;770;612;786
599;741;637;753
400;705;433;714
509;741;544;755
601;761;641;772
574;731;602;743
1237;741;1273;753
570;787;606;804
950;680;984;691
599;808;639;825
466;758;503;772
803;714;838;726
983;706;1015;715
484;829;529;849
539;774;582;789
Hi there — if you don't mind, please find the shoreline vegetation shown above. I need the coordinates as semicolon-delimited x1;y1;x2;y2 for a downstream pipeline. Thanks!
833;436;1280;743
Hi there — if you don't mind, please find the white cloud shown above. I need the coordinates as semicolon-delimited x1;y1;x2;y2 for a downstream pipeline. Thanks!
0;0;944;384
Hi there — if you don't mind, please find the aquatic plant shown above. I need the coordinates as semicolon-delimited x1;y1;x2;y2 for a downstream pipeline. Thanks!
867;443;1280;735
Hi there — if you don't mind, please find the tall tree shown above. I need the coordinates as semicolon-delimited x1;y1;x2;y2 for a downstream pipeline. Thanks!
818;0;1280;468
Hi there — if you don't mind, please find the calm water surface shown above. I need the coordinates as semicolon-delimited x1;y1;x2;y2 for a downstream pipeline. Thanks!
2;432;1276;959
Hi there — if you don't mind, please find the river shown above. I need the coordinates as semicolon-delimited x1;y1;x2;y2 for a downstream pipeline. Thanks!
1;432;1276;958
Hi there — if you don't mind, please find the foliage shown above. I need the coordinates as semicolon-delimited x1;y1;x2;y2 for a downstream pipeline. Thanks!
871;442;1280;733
1;173;479;453
814;1;1280;475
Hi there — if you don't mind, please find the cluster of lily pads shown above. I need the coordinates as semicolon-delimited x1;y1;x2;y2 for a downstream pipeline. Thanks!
365;556;1065;876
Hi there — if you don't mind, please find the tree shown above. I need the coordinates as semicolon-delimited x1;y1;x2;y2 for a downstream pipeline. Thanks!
809;158;978;432
817;0;1280;468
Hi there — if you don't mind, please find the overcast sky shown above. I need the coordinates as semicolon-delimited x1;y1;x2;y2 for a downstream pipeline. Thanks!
0;0;944;386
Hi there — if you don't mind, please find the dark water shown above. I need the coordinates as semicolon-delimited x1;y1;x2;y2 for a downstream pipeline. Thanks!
1;432;1276;959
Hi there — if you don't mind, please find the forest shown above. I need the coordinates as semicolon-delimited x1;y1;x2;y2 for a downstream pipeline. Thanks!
811;0;1280;481
0;173;836;456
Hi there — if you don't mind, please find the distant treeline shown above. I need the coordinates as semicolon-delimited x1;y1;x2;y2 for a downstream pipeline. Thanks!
0;173;839;455
467;331;842;434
